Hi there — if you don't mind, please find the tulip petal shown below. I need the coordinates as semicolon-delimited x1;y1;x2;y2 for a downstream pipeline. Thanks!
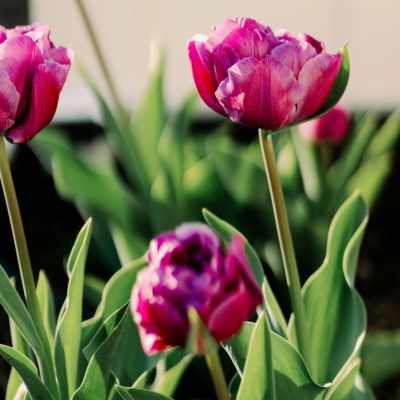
298;52;342;119
216;56;301;129
209;18;278;63
208;283;253;342
7;60;70;143
187;36;225;115
0;71;19;132
271;41;316;77
0;35;43;97
0;26;6;44
226;236;263;303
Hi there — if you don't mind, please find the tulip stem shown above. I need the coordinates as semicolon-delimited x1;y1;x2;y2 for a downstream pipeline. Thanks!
206;350;230;400
75;0;125;115
258;129;310;364
0;137;59;398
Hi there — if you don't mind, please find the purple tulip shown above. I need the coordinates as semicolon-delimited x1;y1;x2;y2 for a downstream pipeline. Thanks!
0;23;72;143
300;104;350;144
188;18;343;130
131;223;262;355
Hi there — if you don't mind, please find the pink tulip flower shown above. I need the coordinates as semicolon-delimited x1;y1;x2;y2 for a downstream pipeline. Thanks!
188;18;344;130
131;223;262;354
300;104;350;144
0;23;72;143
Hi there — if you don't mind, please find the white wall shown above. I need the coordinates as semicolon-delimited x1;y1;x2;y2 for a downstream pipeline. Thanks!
30;0;400;121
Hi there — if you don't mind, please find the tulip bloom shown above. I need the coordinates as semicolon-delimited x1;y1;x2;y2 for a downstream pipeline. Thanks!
0;24;72;143
131;223;262;354
300;104;350;144
188;18;343;130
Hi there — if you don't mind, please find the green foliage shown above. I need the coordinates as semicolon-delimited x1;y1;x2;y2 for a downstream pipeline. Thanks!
290;193;368;384
236;314;275;400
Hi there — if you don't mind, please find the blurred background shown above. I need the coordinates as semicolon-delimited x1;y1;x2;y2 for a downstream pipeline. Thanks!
1;0;400;399
31;0;400;120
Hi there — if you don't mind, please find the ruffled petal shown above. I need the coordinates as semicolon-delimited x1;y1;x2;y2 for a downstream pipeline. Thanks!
301;33;325;53
216;56;302;130
210;18;278;62
0;71;19;132
187;36;225;115
270;40;316;77
0;35;43;97
297;52;342;119
7;60;70;143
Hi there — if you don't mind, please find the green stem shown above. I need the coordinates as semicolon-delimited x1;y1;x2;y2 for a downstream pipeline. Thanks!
258;129;310;364
75;0;125;115
0;138;59;398
205;350;230;400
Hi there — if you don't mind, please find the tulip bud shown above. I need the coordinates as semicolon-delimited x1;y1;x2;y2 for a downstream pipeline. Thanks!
299;105;350;144
131;223;262;355
0;24;72;143
188;18;345;131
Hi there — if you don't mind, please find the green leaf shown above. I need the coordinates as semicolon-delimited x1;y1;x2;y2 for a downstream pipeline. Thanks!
158;93;197;205
349;375;376;400
0;345;54;400
73;309;128;400
74;308;156;400
290;193;368;384
365;111;400;158
228;373;241;397
316;45;350;116
55;219;93;399
202;209;287;336
291;130;324;202
328;113;377;195
202;208;264;285
36;271;56;348
0;266;41;354
362;330;400;387
325;358;361;400
236;313;275;400
225;322;325;399
347;152;392;207
6;281;31;400
84;275;106;308
82;257;146;343
212;144;267;205
134;46;167;181
31;130;146;259
153;354;193;396
79;65;145;190
116;387;173;400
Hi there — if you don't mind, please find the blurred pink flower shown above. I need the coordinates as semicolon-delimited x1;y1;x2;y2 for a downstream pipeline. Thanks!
188;18;343;130
0;23;72;143
131;223;262;354
300;104;350;144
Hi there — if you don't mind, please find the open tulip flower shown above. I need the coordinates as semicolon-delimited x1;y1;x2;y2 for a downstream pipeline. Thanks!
0;23;72;143
131;223;262;355
188;17;347;130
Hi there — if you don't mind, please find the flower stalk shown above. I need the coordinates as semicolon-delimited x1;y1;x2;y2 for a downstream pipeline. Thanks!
0;137;59;397
205;350;230;400
0;138;40;320
258;129;310;364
